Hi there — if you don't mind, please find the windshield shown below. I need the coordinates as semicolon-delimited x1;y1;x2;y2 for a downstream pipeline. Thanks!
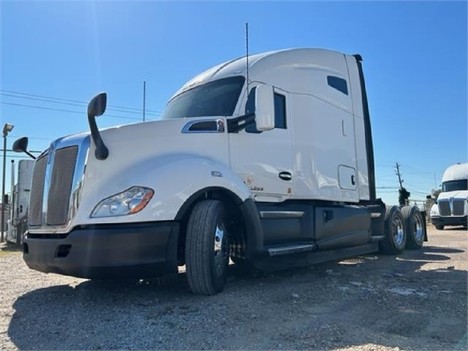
162;76;245;119
442;179;468;192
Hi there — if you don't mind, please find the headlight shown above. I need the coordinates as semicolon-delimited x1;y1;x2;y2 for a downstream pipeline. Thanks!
91;186;154;218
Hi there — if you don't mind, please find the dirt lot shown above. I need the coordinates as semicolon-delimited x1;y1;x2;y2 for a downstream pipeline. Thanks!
0;225;466;350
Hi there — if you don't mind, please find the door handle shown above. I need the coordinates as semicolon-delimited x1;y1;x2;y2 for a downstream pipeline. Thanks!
279;171;292;181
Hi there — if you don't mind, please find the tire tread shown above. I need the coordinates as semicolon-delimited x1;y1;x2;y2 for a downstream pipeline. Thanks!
379;206;406;255
185;200;226;295
401;206;425;250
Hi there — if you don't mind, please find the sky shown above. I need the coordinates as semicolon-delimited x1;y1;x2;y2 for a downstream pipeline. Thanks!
0;0;467;206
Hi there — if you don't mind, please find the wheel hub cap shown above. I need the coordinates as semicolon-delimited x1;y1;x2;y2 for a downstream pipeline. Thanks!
214;224;227;276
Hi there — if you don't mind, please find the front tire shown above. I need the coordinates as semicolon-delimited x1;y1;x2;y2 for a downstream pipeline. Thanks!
185;200;230;295
379;206;407;254
401;206;425;249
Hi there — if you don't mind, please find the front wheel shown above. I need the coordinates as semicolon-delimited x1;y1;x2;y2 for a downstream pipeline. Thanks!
379;206;407;255
185;200;230;295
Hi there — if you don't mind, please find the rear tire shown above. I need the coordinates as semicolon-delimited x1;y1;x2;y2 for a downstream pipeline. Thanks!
435;224;444;230
401;206;425;249
379;206;406;254
185;200;230;295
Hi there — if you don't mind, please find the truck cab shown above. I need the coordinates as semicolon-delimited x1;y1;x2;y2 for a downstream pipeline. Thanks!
19;48;426;295
431;163;468;229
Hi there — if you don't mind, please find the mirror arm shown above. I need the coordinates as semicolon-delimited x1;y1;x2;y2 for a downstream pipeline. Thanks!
227;113;255;133
88;115;109;160
24;150;36;160
87;92;109;160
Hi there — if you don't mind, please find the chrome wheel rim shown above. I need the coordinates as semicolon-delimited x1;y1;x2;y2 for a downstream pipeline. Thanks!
213;222;228;277
414;214;424;243
393;216;405;247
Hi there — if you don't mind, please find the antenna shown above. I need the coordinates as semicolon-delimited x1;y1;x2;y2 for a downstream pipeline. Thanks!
142;81;146;122
245;22;249;92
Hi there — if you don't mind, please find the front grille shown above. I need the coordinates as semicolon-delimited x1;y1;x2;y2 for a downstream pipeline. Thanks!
47;147;78;225
452;199;465;216
29;155;47;226
438;198;466;217
438;200;450;216
28;145;80;227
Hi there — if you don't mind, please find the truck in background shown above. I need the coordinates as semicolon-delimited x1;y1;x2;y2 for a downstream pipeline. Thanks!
16;48;427;295
6;159;34;245
430;163;468;230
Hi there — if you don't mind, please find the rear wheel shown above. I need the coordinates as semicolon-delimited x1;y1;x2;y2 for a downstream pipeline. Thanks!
435;224;444;230
379;206;406;254
185;200;230;295
401;206;425;249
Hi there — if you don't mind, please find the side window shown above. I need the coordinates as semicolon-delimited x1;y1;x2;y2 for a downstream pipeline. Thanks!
274;93;287;129
327;76;348;95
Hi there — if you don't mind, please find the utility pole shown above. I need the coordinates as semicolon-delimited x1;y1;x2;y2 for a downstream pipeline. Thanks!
395;162;410;206
2;123;15;242
395;162;403;189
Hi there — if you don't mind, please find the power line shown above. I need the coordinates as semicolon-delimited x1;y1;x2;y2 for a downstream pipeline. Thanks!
9;135;53;142
2;149;42;154
0;101;142;121
399;163;434;176
0;89;161;116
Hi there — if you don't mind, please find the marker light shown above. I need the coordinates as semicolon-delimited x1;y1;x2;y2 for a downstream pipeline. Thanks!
91;186;154;218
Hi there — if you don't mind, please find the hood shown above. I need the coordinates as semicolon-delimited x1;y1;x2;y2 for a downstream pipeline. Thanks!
82;117;230;198
438;190;468;201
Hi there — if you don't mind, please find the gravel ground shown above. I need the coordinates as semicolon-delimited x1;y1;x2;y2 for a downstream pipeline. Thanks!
0;225;466;350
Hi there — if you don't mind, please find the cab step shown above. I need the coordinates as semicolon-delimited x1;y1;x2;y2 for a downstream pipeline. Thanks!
267;243;315;256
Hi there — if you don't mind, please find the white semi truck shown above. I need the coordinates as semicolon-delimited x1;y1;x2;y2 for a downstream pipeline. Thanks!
16;48;427;295
430;163;468;230
6;159;34;245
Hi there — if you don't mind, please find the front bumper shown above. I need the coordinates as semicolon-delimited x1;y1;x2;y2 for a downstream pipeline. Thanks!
431;216;467;227
23;222;180;279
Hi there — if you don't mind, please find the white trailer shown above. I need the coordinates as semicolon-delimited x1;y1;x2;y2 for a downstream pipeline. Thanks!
17;48;427;294
430;163;468;229
6;159;34;245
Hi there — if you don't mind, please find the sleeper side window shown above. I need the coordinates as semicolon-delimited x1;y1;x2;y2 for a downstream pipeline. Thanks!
327;76;348;95
274;92;287;129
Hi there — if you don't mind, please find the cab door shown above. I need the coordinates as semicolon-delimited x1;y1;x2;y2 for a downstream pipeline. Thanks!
229;85;293;202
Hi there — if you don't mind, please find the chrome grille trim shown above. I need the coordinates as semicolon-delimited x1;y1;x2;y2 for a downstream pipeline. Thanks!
28;135;90;232
29;155;47;226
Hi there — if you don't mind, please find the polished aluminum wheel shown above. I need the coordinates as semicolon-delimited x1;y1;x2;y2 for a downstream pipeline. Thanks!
214;222;228;277
393;215;405;247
